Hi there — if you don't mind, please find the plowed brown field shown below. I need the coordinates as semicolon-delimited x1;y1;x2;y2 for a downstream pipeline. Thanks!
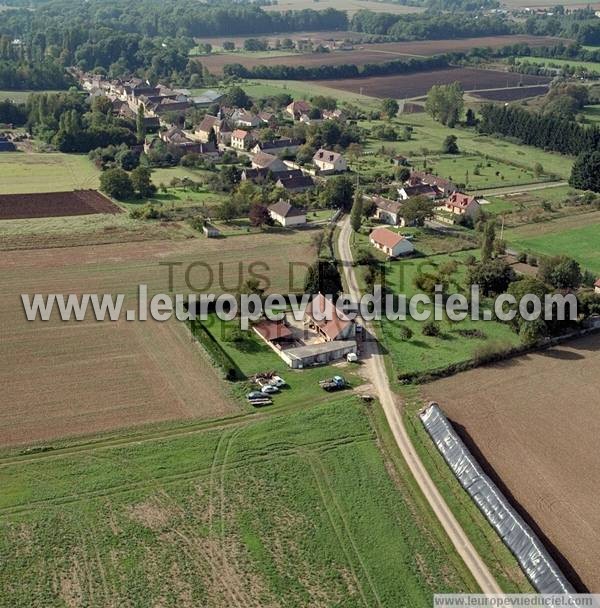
318;68;550;99
0;190;120;220
425;333;600;592
0;231;316;448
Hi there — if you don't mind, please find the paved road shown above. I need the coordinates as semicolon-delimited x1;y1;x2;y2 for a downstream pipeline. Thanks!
337;217;503;595
474;180;568;197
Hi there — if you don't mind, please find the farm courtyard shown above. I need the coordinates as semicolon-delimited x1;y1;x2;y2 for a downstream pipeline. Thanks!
425;333;600;592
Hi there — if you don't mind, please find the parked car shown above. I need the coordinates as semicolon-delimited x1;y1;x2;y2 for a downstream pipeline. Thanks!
319;376;347;392
261;385;279;394
247;391;264;400
271;375;286;387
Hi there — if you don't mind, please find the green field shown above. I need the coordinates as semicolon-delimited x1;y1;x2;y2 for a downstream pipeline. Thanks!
0;90;64;104
505;210;600;274
0;398;476;607
514;56;600;74
361;114;573;180
410;153;551;189
0;152;100;193
377;251;522;379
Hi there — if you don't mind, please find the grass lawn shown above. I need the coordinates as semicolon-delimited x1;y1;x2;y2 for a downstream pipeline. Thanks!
352;223;477;258
361;114;573;180
505;210;600;274
410;153;550;190
0;398;477;607
378;251;521;379
197;314;362;409
0;151;100;193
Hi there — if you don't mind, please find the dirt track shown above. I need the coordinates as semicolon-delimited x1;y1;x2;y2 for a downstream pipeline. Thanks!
425;334;600;592
337;216;502;594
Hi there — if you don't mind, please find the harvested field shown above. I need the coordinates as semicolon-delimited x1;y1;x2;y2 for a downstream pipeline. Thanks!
472;85;550;101
318;68;551;99
0;189;120;220
0;230;317;447
425;333;600;592
200;35;567;74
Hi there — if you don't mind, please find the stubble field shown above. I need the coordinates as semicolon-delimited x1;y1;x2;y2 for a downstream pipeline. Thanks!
425;333;600;592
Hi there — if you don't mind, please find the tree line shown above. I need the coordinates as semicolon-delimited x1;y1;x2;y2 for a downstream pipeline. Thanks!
478;103;600;156
223;54;450;80
349;10;513;39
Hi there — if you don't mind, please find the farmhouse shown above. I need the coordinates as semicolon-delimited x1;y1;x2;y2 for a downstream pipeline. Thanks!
313;149;347;174
439;192;481;220
276;172;315;193
286;100;312;120
232;108;261;128
398;183;438;200
409;171;457;196
195;114;222;142
268;199;307;227
251;151;287;173
370;196;407;226
251;138;302;156
370;227;415;258
304;293;356;342
231;129;253;150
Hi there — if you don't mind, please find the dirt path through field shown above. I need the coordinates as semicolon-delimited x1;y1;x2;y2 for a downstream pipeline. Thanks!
337;216;502;594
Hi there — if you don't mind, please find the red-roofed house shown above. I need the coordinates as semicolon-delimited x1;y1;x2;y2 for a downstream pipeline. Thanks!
439;192;481;220
369;227;415;258
304;293;355;342
231;129;253;150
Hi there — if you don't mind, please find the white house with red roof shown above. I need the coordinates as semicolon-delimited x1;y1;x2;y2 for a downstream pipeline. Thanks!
369;227;415;258
439;192;481;220
231;129;253;150
303;293;355;342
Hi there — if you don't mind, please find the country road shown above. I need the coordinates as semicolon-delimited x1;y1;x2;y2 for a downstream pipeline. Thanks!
337;216;503;595
474;180;568;197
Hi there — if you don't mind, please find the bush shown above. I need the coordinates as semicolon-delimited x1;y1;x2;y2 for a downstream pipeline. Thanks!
517;252;527;263
398;325;413;341
527;255;538;267
422;321;440;337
